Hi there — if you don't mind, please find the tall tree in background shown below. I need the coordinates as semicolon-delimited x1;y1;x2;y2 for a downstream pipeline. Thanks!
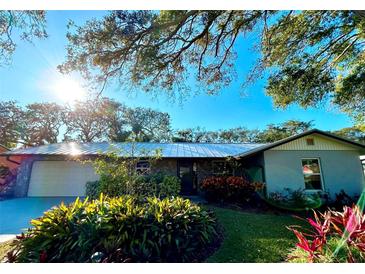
0;11;47;65
0;101;23;148
21;103;65;146
253;120;314;143
103;99;130;142
173;120;313;143
123;107;172;142
172;128;206;142
172;127;257;143
332;126;365;144
60;10;365;124
63;98;111;142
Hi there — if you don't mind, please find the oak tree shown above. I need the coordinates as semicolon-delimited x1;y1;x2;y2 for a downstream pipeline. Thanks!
0;11;47;65
60;10;365;124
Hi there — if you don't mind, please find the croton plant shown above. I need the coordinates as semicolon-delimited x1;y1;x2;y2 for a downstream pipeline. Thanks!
200;176;265;203
287;204;365;263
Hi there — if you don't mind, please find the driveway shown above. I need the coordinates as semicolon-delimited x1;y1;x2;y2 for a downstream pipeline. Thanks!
0;197;78;237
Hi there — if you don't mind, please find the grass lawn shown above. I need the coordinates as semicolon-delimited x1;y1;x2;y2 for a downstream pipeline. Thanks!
207;206;307;263
0;206;307;263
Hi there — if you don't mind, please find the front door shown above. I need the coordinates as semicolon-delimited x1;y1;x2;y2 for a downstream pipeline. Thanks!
177;160;196;195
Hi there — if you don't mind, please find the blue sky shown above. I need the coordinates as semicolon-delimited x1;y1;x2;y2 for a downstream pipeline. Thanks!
0;11;353;131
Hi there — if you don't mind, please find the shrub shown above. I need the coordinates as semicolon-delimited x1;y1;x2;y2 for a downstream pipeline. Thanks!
6;195;221;263
85;181;101;200
329;190;359;210
287;205;365;263
200;176;264;203
267;188;323;211
83;148;161;198
131;175;158;197
85;173;181;199
159;175;181;197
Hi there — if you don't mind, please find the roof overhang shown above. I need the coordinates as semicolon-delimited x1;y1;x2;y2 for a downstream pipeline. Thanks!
235;129;365;159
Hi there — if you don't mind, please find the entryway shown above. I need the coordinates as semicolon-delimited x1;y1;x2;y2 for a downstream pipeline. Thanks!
177;160;197;195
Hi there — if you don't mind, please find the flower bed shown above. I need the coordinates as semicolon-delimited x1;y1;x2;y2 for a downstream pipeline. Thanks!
200;176;265;204
5;195;222;263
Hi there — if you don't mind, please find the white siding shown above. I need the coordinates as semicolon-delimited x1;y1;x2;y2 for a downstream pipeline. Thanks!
271;133;358;151
28;161;99;197
264;150;365;198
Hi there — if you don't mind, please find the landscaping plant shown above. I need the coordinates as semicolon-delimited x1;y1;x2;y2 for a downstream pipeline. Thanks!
267;188;323;211
330;190;360;210
287;204;365;263
5;195;221;263
86;173;181;199
83;147;181;199
200;176;264;204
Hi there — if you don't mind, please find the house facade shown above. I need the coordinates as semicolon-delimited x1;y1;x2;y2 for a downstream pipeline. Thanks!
0;144;21;196
1;129;364;199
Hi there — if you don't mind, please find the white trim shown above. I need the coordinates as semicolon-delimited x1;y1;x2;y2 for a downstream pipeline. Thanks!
135;160;151;174
301;158;324;191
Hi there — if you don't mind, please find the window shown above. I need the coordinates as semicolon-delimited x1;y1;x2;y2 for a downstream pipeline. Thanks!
301;158;323;190
136;161;150;175
306;138;315;146
212;161;233;175
0;166;10;179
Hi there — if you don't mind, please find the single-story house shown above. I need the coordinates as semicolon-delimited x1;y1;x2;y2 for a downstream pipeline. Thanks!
0;144;21;195
1;129;364;199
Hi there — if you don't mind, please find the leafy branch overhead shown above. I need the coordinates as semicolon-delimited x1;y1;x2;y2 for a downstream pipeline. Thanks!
59;10;365;122
0;11;47;66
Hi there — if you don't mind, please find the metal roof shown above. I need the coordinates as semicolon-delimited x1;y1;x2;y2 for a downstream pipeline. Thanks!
3;142;266;158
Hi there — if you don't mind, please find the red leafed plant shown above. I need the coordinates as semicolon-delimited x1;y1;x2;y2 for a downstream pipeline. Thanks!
200;176;265;203
287;205;365;263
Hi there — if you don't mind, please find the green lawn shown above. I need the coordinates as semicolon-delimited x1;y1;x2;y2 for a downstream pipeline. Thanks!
0;206;306;263
207;206;306;263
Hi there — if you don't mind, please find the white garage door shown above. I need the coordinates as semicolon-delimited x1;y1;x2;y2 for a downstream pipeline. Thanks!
28;161;99;197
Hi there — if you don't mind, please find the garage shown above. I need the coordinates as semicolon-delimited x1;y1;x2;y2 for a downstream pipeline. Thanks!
28;161;99;197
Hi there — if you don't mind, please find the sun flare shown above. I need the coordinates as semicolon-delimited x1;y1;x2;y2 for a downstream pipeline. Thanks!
51;76;86;104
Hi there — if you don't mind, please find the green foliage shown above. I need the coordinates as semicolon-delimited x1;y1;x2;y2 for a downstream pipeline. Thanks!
86;173;181;199
85;181;101;200
84;148;161;197
83;149;183;199
200;176;265;204
7;196;219;263
130;175;158;197
60;10;365;124
287;205;365;263
332;126;365;144
252;120;314;143
267;188;323;211
206;206;305;262
288;237;365;263
0;97;173;147
0;11;47;66
159;175;181;197
329;190;360;210
172;120;313;143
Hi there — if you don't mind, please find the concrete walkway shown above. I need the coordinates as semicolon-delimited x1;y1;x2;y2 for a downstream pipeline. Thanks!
0;234;16;243
0;197;77;236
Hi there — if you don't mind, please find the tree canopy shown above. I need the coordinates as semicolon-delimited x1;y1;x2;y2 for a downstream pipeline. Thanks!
59;10;365;124
1;99;363;147
0;98;173;146
0;11;47;66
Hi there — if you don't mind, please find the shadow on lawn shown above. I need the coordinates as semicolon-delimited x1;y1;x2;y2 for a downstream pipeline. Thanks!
206;206;308;263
